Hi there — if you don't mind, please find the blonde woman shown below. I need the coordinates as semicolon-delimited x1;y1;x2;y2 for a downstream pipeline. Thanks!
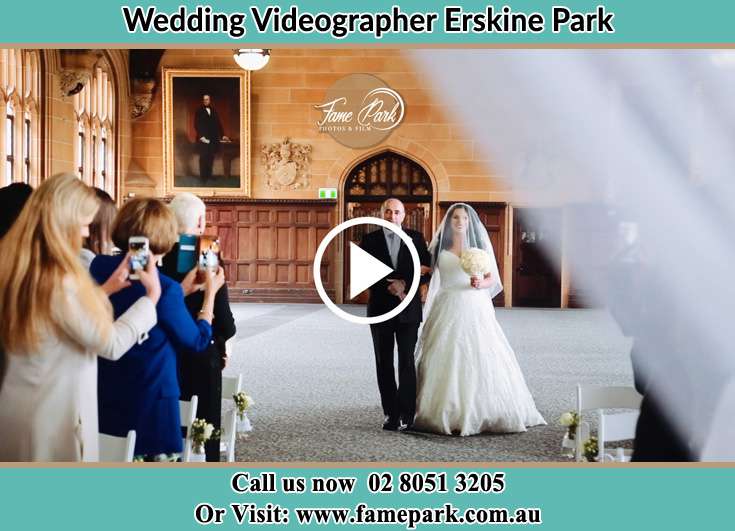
0;174;160;462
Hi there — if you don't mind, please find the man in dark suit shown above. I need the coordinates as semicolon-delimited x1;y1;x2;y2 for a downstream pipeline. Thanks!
194;94;228;181
162;192;237;461
360;198;431;431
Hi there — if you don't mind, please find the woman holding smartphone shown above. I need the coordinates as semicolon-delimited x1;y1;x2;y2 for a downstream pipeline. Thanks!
0;174;160;462
91;197;225;460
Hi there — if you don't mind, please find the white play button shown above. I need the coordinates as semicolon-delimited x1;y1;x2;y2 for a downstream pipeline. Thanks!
313;216;421;325
349;241;393;300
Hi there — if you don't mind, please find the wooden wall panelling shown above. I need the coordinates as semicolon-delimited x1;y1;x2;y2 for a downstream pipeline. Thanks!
204;199;336;302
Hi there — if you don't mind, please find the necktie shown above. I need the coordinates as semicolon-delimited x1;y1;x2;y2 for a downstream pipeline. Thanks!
388;233;399;268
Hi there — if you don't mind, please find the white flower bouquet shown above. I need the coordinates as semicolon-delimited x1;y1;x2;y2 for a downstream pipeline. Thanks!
558;411;580;439
233;392;255;433
233;392;255;420
460;247;493;277
190;418;219;453
559;411;581;458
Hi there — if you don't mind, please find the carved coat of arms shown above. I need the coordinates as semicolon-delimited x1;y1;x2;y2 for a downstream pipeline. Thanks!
261;138;312;190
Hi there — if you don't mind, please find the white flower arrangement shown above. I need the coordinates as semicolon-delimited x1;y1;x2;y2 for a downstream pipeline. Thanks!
558;411;583;459
558;411;580;439
233;392;255;420
190;418;219;451
460;247;493;277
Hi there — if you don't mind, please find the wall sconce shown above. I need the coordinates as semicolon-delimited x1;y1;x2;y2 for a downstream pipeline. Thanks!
233;49;271;71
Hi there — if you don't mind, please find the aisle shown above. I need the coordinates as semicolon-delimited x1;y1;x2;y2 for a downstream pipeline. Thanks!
225;304;633;462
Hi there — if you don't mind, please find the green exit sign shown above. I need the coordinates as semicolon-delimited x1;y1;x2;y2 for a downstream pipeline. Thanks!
319;188;337;199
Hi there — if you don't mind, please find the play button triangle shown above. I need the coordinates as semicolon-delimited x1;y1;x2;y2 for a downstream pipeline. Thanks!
349;241;394;300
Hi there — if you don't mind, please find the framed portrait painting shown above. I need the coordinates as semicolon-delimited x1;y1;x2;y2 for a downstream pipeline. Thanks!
162;68;250;197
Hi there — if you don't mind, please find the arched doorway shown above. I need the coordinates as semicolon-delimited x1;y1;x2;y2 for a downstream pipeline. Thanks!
342;151;434;303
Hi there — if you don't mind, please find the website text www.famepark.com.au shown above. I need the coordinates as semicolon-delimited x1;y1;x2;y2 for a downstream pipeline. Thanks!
296;503;542;527
218;502;542;528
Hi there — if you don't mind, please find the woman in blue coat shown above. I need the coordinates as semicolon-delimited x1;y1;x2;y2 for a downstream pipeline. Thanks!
91;198;225;459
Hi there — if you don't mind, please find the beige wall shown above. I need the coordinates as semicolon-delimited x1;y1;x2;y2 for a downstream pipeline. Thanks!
124;48;513;203
44;65;77;177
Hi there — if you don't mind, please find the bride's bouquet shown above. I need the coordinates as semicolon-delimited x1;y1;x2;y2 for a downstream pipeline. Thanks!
460;247;493;277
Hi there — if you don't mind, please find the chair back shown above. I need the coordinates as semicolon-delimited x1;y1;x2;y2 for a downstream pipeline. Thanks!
599;410;639;462
222;374;243;399
179;395;198;462
220;374;244;463
577;385;642;412
99;430;136;462
599;410;639;442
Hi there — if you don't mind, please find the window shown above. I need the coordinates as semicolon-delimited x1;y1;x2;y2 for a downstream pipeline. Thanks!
91;131;97;184
77;124;85;178
74;61;115;197
5;102;13;185
1;49;40;186
99;128;107;191
23;113;30;183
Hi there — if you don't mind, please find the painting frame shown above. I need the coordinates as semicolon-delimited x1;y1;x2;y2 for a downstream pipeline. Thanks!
162;68;251;197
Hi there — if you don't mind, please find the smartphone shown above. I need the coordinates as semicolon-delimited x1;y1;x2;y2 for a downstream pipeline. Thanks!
196;235;220;282
197;235;220;271
128;236;150;280
176;234;198;274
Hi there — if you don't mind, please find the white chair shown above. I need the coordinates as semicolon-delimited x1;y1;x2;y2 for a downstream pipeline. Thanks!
598;410;639;462
576;385;642;462
98;430;136;462
220;374;243;463
179;395;198;462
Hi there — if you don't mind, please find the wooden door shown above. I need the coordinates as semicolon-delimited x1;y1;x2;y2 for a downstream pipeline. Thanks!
512;208;562;308
438;202;506;307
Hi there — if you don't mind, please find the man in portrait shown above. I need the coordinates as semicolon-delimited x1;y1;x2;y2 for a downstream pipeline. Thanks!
194;94;229;182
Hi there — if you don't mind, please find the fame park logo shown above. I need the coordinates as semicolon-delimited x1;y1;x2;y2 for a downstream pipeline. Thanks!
314;73;405;148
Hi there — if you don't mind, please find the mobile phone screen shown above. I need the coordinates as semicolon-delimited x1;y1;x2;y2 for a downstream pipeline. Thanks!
129;239;149;278
197;235;220;272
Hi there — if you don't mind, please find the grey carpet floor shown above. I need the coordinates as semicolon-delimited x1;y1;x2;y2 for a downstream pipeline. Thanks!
224;304;633;462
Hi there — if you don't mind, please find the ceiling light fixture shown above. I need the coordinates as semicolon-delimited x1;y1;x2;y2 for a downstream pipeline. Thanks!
233;49;271;71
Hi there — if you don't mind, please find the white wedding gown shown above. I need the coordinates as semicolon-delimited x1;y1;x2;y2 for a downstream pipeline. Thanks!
414;251;546;436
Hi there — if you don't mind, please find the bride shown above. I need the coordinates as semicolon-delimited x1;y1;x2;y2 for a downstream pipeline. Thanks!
413;203;546;436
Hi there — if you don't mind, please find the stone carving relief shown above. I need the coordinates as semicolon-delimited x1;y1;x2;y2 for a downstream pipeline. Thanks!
58;50;99;97
261;137;312;190
130;78;156;119
59;69;90;98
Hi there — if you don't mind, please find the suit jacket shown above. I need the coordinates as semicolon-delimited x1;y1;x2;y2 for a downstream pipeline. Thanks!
91;255;212;456
194;106;223;147
360;228;430;324
0;278;156;462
